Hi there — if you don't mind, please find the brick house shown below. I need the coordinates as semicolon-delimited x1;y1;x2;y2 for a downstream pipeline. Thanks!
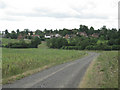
17;34;25;40
77;32;88;37
64;34;70;39
32;35;40;38
91;33;99;38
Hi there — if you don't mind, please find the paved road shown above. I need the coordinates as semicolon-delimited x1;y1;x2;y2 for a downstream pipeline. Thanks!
3;52;99;88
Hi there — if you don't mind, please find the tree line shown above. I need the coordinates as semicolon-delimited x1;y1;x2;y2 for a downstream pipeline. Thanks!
3;25;119;40
46;25;120;50
2;25;120;49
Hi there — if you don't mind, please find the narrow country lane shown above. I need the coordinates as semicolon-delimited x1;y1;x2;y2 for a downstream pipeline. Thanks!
3;52;99;88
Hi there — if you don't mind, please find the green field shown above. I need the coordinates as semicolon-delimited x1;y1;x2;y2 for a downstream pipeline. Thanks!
2;42;87;84
79;51;118;88
1;38;31;46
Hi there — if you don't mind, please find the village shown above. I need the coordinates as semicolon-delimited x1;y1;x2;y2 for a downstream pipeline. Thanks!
0;29;99;40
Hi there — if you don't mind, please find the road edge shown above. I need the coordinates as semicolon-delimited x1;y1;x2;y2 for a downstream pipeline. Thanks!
78;52;99;88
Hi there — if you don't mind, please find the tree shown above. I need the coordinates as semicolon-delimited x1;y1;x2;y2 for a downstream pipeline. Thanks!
6;33;10;38
30;31;33;35
31;37;41;48
24;29;29;35
10;30;17;39
16;29;20;34
47;38;68;49
5;29;8;34
79;25;88;32
88;26;94;35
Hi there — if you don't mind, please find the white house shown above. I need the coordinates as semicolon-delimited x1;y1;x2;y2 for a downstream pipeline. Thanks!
55;34;61;37
45;35;51;38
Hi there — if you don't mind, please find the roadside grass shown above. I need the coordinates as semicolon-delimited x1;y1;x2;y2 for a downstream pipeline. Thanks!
2;42;87;84
79;51;118;88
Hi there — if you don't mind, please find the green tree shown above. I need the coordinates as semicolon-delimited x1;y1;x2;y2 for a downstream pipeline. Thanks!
10;31;17;39
5;29;8;34
24;29;29;35
31;37;41;48
16;29;20;34
30;31;33;35
47;38;68;49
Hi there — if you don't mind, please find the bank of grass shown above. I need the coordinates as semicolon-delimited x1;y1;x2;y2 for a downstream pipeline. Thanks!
2;42;87;84
79;51;118;88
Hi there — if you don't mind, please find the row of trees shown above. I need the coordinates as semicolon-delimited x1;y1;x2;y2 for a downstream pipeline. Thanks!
3;25;119;40
46;36;120;50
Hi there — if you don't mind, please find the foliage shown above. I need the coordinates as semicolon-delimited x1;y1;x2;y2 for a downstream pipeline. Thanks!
2;24;120;50
47;38;68;49
5;37;41;48
30;37;41;48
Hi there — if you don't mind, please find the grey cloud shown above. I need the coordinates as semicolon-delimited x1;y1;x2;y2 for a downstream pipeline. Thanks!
5;7;108;20
71;5;108;19
0;17;23;21
34;8;108;19
0;1;6;9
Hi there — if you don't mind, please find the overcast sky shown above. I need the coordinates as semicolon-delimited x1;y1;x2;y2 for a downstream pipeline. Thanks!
0;0;119;31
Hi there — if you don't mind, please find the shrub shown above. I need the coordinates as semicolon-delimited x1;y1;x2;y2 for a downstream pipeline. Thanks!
112;45;120;50
6;37;41;48
47;38;68;49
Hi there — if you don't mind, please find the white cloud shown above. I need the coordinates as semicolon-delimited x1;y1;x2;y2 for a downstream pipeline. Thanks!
0;0;118;31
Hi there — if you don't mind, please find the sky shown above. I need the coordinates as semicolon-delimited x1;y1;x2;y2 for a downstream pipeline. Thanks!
0;0;119;32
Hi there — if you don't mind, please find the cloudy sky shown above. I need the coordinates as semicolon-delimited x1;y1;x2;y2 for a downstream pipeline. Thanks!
0;0;119;31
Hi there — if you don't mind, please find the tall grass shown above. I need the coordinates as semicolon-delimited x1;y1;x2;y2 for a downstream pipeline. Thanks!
2;44;86;81
79;51;118;88
1;38;30;46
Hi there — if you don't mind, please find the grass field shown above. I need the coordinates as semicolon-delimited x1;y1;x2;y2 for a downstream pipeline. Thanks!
79;51;118;88
1;38;31;46
2;42;87;84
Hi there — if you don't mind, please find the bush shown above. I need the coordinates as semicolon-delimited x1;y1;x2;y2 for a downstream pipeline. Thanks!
62;46;82;50
85;45;94;50
112;45;120;50
6;42;30;48
47;38;68;49
6;37;41;48
30;37;41;48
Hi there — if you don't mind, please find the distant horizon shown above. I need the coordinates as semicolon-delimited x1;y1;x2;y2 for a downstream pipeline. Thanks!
0;25;118;32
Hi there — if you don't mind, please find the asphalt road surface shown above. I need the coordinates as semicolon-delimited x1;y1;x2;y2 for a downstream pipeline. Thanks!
3;52;99;88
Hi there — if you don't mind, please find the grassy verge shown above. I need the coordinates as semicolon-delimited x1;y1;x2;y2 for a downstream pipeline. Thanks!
2;43;87;84
79;51;118;88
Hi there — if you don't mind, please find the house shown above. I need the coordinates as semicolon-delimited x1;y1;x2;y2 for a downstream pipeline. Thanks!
28;32;35;36
18;34;25;40
45;35;52;39
64;34;70;39
77;32;88;37
64;34;76;39
32;35;40;38
33;32;35;35
28;33;31;36
91;33;99;38
55;34;61;38
1;31;5;37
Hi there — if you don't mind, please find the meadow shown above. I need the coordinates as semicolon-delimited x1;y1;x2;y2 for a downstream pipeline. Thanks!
1;38;31;46
2;41;87;84
79;51;118;88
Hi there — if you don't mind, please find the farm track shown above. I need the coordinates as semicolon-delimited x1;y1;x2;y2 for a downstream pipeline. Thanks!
3;52;99;88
